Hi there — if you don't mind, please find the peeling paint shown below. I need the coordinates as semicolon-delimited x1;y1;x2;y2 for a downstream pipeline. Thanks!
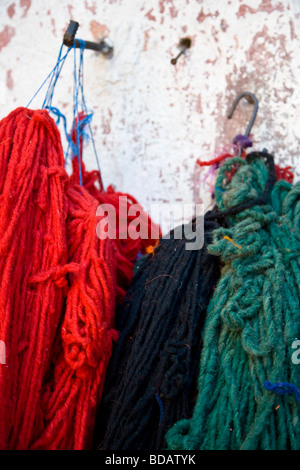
237;0;284;19
145;9;156;21
84;1;97;15
6;70;13;90
90;20;110;39
7;3;16;18
0;25;15;52
51;18;56;37
67;4;74;18
0;0;299;232
159;0;178;18
20;0;31;18
196;94;202;114
246;25;292;66
143;30;150;51
197;8;219;23
101;109;113;135
289;18;297;40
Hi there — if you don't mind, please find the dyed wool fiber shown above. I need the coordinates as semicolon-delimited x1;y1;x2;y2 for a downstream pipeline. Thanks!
69;113;160;296
29;121;160;450
0;106;159;450
0;107;69;449
70;122;161;301
31;183;119;450
82;177;160;302
93;213;223;450
166;153;300;450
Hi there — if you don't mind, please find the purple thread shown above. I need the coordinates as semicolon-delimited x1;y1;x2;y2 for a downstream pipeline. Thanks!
136;250;144;261
232;134;253;149
264;381;300;403
155;393;164;424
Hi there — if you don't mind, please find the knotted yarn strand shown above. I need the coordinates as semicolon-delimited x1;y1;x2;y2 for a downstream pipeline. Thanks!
0;104;159;449
28;112;160;450
30;184;119;450
166;152;300;450
0;107;69;449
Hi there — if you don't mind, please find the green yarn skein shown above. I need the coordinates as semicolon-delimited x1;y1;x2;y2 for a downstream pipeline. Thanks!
166;155;300;450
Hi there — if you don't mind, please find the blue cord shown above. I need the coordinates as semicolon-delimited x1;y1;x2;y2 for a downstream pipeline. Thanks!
77;42;103;188
26;38;102;190
45;106;77;158
43;50;70;110
264;381;300;403
26;44;71;109
42;43;64;109
73;40;83;186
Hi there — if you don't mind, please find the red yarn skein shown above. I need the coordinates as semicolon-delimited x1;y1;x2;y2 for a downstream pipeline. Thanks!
0;107;69;449
0;107;160;450
30;112;160;449
31;184;119;449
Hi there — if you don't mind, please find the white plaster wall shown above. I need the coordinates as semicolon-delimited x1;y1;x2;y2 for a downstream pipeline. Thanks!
0;0;300;231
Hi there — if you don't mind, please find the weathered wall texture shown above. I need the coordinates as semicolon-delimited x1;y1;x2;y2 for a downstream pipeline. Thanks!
0;0;300;230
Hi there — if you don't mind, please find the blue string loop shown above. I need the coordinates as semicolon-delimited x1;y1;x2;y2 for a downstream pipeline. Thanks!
26;38;103;189
26;44;71;109
264;380;300;403
71;39;103;188
73;40;83;185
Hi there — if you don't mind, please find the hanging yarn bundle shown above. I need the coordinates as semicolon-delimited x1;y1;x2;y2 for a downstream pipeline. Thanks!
195;135;294;206
0;38;159;449
166;152;300;450
30;183;119;450
94;149;282;451
94;213;222;450
30;117;160;450
0;107;69;449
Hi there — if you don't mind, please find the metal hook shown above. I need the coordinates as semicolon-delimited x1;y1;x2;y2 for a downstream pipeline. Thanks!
227;92;259;137
171;37;191;65
63;20;113;58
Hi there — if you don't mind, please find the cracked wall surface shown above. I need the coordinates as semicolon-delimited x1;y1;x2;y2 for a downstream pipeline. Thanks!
0;0;299;231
